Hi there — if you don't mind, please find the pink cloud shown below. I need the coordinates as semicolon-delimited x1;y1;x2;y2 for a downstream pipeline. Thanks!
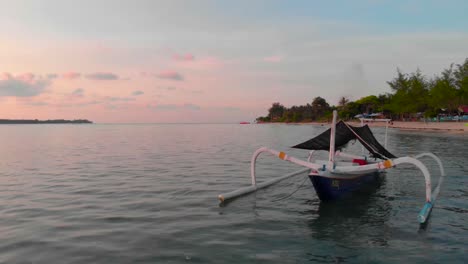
62;72;81;80
17;73;35;83
155;70;184;81
132;90;144;96
71;88;84;97
1;72;13;80
147;103;201;111
176;56;225;71
47;73;58;79
85;72;119;80
173;53;195;61
263;55;284;63
197;57;224;68
0;72;50;97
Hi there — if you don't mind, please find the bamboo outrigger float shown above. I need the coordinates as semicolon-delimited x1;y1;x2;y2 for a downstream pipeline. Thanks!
218;111;445;224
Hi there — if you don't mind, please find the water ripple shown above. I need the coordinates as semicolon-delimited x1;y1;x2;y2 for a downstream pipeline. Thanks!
0;124;466;263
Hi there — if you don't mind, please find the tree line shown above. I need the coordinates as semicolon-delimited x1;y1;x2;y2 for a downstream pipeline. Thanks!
256;58;468;122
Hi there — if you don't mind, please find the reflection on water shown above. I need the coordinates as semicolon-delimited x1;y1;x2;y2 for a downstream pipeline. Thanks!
306;177;391;244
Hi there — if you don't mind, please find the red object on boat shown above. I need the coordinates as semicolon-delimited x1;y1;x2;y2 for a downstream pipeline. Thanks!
352;159;367;166
240;122;250;124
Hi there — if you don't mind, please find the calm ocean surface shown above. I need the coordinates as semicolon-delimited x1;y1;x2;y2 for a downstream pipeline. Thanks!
0;124;466;263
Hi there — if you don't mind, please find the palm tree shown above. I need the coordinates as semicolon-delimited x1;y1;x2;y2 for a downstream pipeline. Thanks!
338;96;349;108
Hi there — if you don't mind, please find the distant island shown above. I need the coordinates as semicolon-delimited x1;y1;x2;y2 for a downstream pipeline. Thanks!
0;119;93;124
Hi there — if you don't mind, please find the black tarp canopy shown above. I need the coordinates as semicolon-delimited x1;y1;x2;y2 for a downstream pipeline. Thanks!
292;121;397;160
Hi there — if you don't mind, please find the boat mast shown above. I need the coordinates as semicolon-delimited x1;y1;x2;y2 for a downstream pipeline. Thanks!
384;120;389;148
328;110;337;171
360;118;365;154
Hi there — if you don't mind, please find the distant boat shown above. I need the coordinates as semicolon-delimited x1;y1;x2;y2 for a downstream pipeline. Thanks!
239;121;250;124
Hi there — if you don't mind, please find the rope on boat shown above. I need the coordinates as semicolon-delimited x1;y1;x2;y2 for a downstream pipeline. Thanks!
342;121;391;160
218;168;309;203
272;174;309;202
218;147;315;203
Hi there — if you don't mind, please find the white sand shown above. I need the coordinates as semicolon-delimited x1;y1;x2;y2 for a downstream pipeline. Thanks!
351;121;468;133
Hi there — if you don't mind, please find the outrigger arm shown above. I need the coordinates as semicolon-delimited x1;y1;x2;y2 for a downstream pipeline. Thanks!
218;147;445;224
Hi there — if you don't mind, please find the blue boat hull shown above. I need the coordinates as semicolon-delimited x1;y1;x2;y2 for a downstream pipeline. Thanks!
310;171;382;201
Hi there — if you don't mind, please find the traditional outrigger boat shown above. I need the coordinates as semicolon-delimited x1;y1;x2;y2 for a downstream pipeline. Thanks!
218;111;445;224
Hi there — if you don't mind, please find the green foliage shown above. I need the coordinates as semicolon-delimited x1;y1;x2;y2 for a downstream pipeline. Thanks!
338;96;349;108
268;102;285;121
386;68;430;119
257;58;468;122
429;65;458;113
255;116;270;122
454;58;468;104
258;98;331;123
311;97;331;120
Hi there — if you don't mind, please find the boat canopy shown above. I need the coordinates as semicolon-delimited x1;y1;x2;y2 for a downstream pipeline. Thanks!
291;121;397;160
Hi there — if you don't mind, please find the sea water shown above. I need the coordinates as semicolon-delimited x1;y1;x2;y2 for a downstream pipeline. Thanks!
0;124;466;263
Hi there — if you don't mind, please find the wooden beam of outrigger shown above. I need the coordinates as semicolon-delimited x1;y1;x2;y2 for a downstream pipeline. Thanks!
218;111;446;225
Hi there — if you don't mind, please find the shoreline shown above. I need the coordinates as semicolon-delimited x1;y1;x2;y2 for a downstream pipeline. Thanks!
257;121;468;133
0;119;93;124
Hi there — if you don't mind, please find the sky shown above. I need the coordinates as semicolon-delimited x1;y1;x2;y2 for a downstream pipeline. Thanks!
1;0;468;123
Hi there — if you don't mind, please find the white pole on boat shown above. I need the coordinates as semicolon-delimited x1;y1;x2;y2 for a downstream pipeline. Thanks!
391;156;435;223
415;153;445;201
414;152;446;223
218;168;309;203
328;110;337;171
360;118;364;154
385;120;389;149
218;147;320;203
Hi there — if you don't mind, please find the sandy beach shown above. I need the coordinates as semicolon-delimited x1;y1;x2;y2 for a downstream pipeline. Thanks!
261;121;468;133
355;121;468;133
351;120;468;133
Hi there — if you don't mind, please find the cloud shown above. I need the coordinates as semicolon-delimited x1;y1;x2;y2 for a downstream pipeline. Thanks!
190;89;203;94
62;72;81;80
147;103;201;111
178;56;225;70
147;103;178;111
74;100;101;107
106;104;121;110
158;86;177;91
155;70;184;81
183;103;201;110
220;106;241;112
72;88;85;97
263;55;284;63
27;101;49;106
173;53;195;61
85;72;119;80
55;100;102;108
0;73;50;97
83;100;101;106
104;96;135;102
47;73;58;79
132;90;144;96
